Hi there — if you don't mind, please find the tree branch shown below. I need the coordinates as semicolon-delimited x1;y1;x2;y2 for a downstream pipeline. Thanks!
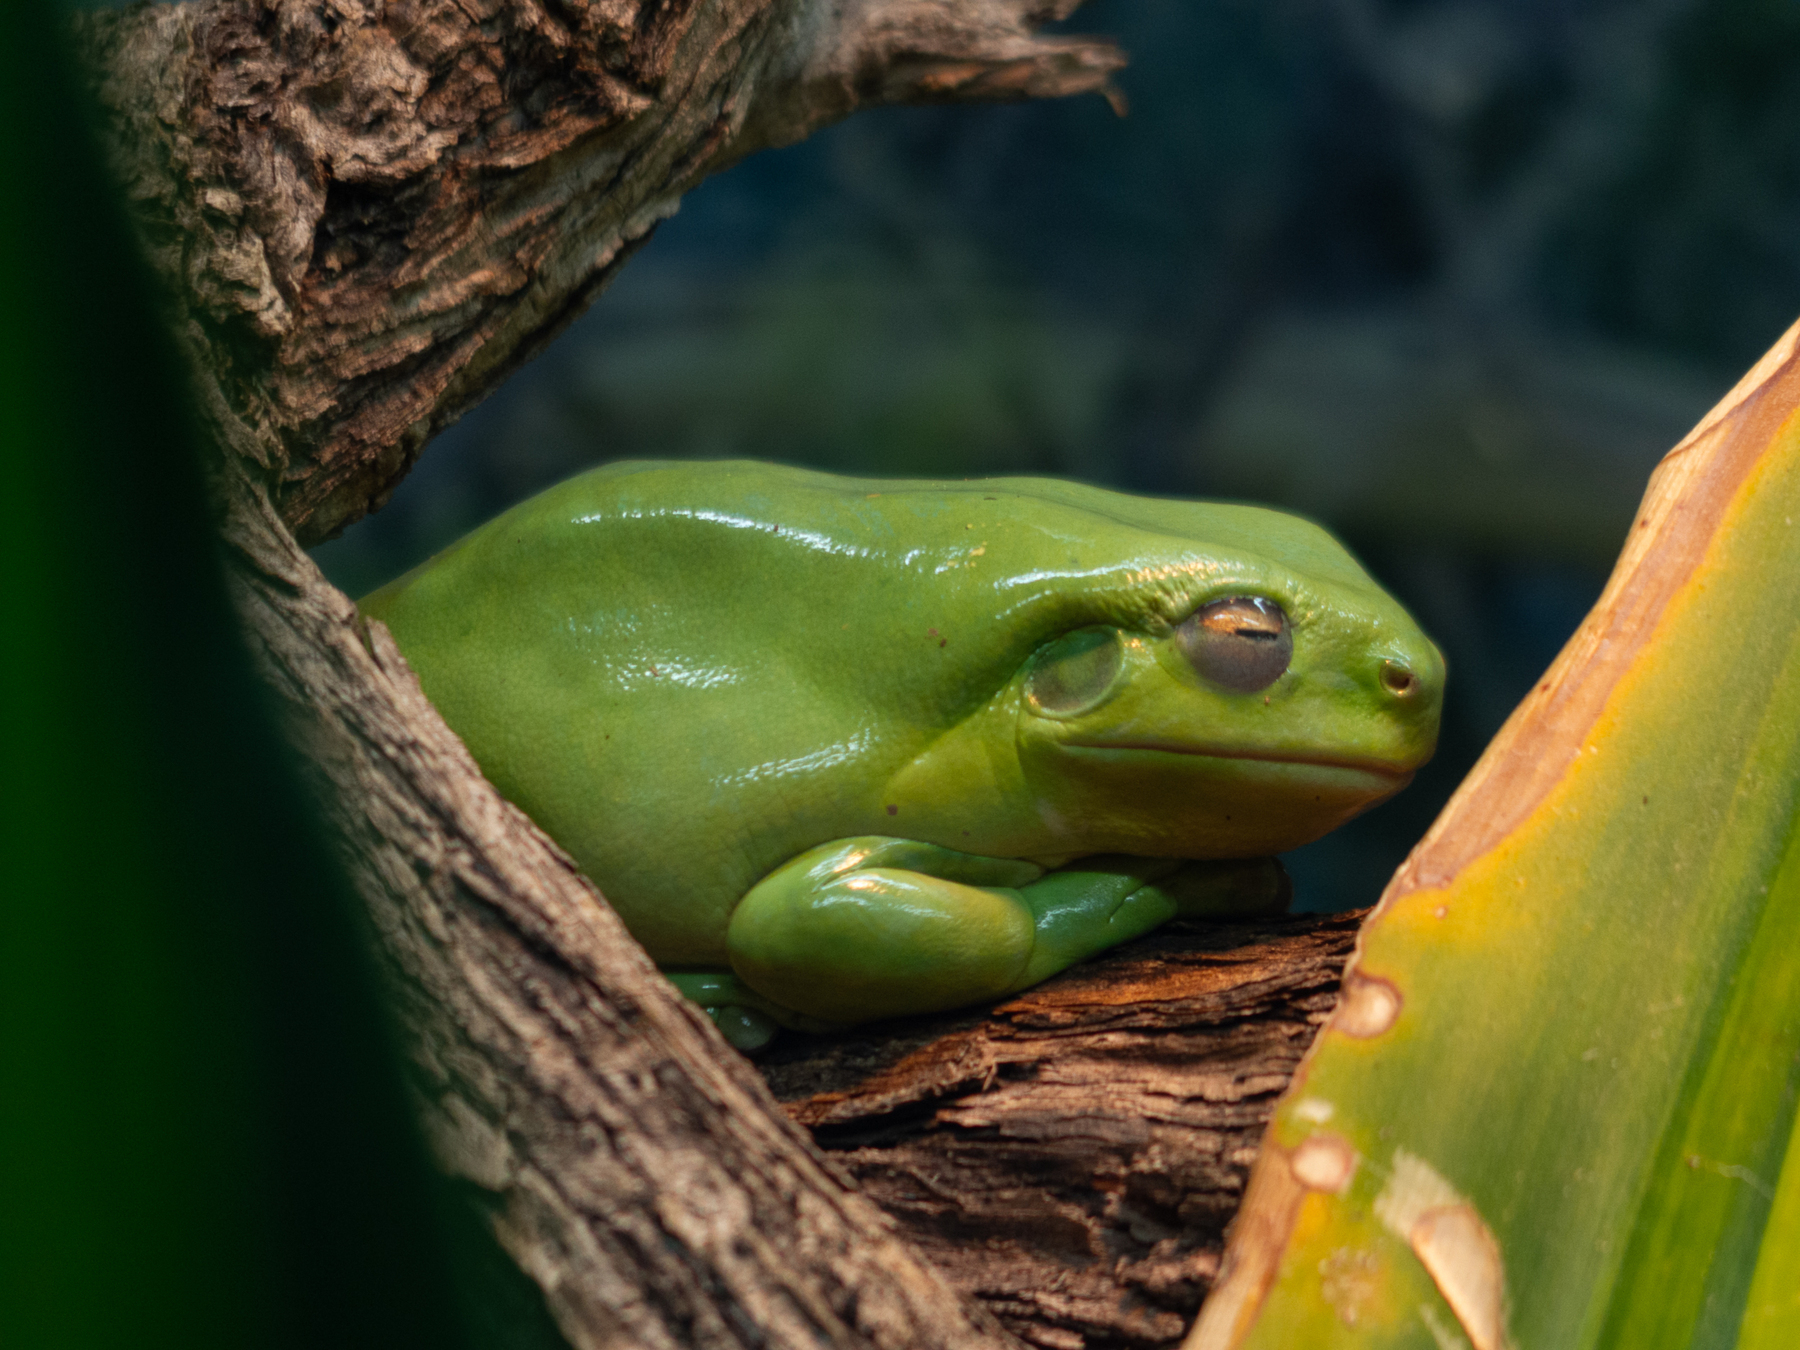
80;0;1122;543
761;914;1361;1350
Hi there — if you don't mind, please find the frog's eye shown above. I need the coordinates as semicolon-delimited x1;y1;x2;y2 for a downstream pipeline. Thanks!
1026;627;1126;717
1176;597;1292;692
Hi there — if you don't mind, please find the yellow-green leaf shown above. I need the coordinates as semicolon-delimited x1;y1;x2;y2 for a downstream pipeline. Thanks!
1189;322;1800;1350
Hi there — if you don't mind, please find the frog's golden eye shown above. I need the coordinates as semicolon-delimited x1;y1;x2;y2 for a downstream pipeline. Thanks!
1026;627;1126;717
1176;597;1292;692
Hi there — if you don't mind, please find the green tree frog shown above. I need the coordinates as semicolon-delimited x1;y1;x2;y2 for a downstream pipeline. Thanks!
362;460;1443;1049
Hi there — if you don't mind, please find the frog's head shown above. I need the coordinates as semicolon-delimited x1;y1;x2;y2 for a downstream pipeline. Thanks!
1001;526;1443;861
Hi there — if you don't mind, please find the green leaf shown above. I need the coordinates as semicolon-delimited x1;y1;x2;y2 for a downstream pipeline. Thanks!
1190;329;1800;1350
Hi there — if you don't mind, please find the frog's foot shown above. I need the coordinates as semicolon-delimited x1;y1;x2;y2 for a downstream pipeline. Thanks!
1007;854;1284;988
709;1004;780;1053
726;840;1291;1027
662;969;844;1052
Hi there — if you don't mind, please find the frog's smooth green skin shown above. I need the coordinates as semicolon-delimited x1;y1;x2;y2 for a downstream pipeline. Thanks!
362;460;1443;1044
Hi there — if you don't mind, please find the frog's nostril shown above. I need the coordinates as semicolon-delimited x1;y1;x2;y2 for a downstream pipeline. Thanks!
1380;660;1419;698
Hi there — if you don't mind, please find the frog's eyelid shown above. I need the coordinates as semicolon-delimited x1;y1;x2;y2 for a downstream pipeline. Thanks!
1011;581;1305;645
1141;590;1292;634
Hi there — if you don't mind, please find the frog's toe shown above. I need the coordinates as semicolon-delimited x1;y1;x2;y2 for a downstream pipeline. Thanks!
708;1003;779;1052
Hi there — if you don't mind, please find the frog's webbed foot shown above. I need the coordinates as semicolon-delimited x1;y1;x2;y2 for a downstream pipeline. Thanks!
725;838;1290;1027
707;1004;780;1052
662;970;845;1052
1008;854;1289;988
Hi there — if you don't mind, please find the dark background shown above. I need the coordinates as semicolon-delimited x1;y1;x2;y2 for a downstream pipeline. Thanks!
311;0;1800;912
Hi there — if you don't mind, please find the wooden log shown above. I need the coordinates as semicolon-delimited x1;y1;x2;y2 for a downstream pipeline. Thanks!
759;912;1364;1350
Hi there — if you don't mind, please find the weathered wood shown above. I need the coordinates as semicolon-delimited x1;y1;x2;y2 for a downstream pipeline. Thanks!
760;913;1363;1350
77;1;1123;1345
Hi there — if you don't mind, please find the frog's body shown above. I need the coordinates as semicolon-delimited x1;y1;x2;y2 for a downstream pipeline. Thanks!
363;460;1442;1046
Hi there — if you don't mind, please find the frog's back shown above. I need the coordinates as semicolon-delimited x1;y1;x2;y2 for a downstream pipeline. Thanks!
362;460;1387;963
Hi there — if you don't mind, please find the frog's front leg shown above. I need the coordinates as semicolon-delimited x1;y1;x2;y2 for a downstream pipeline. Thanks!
723;837;1288;1027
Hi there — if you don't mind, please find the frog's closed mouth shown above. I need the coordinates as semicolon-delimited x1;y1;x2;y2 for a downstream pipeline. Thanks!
1067;742;1415;782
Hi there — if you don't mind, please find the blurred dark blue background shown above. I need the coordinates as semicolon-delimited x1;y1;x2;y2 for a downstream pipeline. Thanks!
311;0;1800;912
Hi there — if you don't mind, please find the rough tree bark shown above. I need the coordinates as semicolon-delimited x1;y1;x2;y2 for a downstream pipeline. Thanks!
73;3;1343;1347
761;913;1362;1350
